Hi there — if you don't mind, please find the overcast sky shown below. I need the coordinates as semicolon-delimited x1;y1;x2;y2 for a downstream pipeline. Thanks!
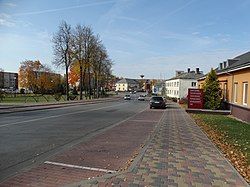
0;0;250;79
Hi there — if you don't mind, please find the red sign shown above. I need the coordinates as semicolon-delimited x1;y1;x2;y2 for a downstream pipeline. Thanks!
188;88;204;109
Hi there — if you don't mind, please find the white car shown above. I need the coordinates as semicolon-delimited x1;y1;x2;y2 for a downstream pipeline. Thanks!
124;94;131;100
138;95;145;101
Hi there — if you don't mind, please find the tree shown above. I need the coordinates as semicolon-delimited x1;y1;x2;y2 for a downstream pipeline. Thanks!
69;63;80;86
19;60;43;91
72;25;86;100
202;69;222;110
52;21;73;100
54;21;114;100
19;60;60;94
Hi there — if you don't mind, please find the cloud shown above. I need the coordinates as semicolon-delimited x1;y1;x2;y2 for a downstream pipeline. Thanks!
3;2;17;7
12;0;115;16
99;0;135;27
0;13;32;28
0;13;15;27
140;0;196;33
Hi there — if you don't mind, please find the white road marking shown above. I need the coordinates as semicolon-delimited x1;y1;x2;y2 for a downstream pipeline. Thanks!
130;119;158;123
0;103;126;128
44;161;116;173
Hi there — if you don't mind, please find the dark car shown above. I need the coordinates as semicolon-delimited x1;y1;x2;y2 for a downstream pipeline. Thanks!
150;96;166;109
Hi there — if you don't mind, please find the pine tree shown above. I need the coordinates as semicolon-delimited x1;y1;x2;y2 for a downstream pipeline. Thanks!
203;69;222;109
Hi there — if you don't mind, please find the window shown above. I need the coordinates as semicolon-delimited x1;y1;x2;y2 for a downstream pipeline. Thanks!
177;82;179;87
191;82;196;87
243;82;248;105
233;83;238;103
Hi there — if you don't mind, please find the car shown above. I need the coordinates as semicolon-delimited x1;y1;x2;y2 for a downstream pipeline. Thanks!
149;96;166;109
138;95;145;101
124;94;131;100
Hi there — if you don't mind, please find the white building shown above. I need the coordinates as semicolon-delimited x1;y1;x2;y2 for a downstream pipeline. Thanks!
115;78;139;92
165;68;203;99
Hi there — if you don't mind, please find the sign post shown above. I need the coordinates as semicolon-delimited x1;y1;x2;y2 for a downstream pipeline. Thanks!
188;88;204;109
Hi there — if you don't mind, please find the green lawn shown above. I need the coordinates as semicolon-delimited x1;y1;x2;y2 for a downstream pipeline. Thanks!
192;114;250;164
0;94;67;103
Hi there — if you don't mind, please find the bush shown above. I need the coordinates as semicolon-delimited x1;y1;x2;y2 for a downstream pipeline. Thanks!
171;97;177;102
20;88;25;94
203;69;222;110
0;90;5;101
179;97;188;104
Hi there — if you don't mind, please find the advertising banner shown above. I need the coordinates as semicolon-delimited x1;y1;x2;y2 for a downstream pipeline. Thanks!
188;88;204;109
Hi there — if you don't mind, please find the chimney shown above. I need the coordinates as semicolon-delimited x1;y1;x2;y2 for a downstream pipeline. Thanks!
219;63;223;70
196;68;199;74
187;68;190;73
223;61;227;68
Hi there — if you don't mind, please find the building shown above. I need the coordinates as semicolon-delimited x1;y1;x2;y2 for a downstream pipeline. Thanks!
198;51;250;123
115;78;139;91
152;80;165;95
165;68;204;99
0;71;18;90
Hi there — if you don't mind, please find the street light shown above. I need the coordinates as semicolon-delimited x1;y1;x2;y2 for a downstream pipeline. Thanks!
13;76;16;97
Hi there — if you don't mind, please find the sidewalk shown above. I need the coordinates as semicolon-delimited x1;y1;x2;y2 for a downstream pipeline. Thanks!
71;103;248;187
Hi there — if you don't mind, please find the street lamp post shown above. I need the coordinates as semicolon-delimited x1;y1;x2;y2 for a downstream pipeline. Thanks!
13;76;16;97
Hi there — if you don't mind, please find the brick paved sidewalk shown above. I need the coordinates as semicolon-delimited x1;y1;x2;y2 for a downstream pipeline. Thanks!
72;103;248;187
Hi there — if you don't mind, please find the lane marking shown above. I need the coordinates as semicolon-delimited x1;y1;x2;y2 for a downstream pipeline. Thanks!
0;103;126;128
44;161;116;173
129;119;158;123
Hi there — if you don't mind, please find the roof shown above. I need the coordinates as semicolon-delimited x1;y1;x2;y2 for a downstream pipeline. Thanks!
116;78;139;84
216;51;250;74
166;72;204;81
198;51;250;81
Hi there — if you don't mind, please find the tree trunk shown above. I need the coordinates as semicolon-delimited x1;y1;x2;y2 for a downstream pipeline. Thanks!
79;63;83;100
65;67;69;101
88;66;91;99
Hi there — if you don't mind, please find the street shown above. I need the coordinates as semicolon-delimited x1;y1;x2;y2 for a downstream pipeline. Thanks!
0;98;152;182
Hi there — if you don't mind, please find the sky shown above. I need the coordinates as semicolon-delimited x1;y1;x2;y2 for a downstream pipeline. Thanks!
0;0;250;79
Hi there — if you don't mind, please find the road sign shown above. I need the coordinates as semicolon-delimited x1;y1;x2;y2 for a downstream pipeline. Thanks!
188;88;204;109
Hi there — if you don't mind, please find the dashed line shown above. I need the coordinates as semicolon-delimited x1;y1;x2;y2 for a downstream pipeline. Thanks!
44;161;116;173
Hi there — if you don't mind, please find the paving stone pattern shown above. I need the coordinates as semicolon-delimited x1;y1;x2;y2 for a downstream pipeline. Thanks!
76;103;248;187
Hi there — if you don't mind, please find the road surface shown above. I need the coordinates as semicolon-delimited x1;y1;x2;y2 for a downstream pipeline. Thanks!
0;98;149;182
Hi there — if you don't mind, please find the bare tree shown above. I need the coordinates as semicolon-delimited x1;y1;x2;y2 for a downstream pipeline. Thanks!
52;21;73;100
72;25;85;100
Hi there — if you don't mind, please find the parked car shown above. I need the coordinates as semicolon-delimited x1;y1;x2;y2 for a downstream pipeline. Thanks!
149;96;166;109
138;95;145;101
124;94;131;100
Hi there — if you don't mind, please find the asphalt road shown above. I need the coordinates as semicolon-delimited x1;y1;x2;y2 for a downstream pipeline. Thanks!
0;98;148;181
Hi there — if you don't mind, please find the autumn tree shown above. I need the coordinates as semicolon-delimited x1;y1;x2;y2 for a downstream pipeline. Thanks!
52;21;73;100
19;60;61;94
19;60;43;91
202;69;222;109
69;63;80;86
